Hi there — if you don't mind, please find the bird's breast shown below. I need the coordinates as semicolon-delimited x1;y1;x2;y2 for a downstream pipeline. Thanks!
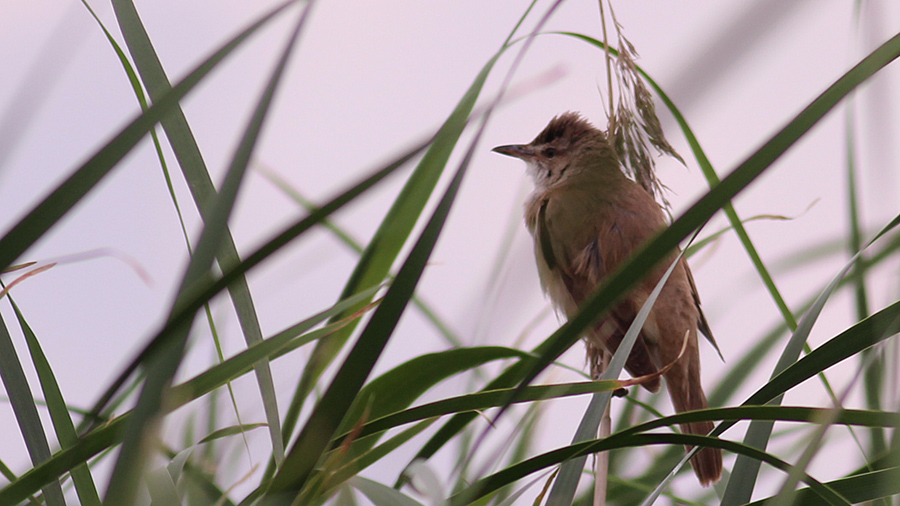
524;188;600;317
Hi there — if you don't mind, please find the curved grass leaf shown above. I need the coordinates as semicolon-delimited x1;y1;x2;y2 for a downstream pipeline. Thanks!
547;249;690;506
449;434;848;506
684;211;808;259
0;311;65;506
0;288;375;506
74;125;432;454
746;298;900;410
101;6;313;503
620;406;900;437
720;214;898;506
336;346;529;448
643;293;900;506
196;423;269;445
264;75;492;500
337;380;620;446
723;256;860;504
283;42;505;457
604;403;900;503
10;297;101;506
310;420;437;503
110;0;288;466
744;467;900;506
0;0;299;274
349;476;425;506
709;224;900;409
256;166;463;348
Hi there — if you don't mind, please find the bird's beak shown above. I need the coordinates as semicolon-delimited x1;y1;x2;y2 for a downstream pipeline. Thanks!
492;144;535;160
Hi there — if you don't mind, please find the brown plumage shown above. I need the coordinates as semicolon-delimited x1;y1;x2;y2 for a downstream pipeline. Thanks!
493;112;722;486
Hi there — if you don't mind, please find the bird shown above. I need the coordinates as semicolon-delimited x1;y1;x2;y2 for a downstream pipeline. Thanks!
492;111;722;486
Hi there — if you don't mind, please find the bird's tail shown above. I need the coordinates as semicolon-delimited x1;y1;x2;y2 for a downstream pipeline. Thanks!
670;377;722;486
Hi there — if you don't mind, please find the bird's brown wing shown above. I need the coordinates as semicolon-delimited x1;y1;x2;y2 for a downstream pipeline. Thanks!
538;188;665;390
568;237;661;391
536;199;558;271
684;262;723;361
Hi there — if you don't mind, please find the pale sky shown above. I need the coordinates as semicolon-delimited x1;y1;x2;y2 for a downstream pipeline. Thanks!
1;0;899;503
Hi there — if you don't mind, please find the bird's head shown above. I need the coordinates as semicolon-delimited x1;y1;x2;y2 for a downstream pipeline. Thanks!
492;112;614;190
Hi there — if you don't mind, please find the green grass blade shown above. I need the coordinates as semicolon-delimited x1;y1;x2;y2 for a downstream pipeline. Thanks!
10;297;101;506
633;293;900;506
843;99;885;458
723;253;857;505
283;48;503;452
709;223;900;409
335;347;529;449
684;211;803;258
81;0;243;473
102;6;312;504
450;433;848;506
196;423;269;445
621;406;900;437
749;299;900;410
265;98;484;500
170;287;381;405
109;0;290;466
745;467;900;506
721;214;899;506
78;133;429;441
0;312;65;506
547;248;690;506
0;289;376;505
0;0;298;274
310;420;437;503
256;165;463;347
349;477;425;506
337;380;620;446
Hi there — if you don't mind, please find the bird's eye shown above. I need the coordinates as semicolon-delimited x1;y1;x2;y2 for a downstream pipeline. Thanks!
543;147;556;158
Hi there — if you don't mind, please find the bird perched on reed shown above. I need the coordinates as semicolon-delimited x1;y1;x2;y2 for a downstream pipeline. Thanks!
492;112;722;486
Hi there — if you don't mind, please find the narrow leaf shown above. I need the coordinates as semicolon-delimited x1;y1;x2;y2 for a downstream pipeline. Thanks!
111;0;291;466
103;7;313;503
0;0;299;273
11;297;101;506
0;311;65;505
